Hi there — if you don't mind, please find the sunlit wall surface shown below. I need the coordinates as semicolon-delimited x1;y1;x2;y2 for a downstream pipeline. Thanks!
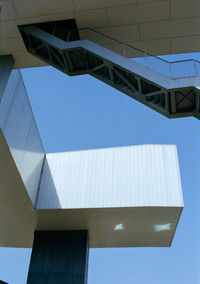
37;145;183;209
0;70;45;205
35;144;183;248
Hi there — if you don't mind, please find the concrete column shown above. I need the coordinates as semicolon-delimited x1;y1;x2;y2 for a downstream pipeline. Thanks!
0;55;14;101
27;231;89;284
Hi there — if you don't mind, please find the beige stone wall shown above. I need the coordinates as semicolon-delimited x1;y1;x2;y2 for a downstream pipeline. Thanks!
1;0;200;68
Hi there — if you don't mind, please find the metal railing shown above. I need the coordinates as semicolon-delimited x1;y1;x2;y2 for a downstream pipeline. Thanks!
51;24;200;79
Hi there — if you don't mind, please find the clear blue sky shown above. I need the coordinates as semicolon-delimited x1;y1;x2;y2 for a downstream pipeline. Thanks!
0;57;200;283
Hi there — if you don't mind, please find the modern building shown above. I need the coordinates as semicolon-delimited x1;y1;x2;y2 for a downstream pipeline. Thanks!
1;0;199;282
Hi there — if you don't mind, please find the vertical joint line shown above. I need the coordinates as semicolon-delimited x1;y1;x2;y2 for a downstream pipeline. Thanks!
136;77;142;95
34;154;46;209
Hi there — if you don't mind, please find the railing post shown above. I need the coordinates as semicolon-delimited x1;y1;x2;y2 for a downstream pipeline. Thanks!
66;30;71;42
123;43;126;57
145;52;148;66
104;35;106;47
194;59;198;76
169;62;172;78
52;23;56;36
84;28;88;40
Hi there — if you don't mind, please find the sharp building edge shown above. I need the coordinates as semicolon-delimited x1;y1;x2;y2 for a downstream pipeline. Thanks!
0;56;183;248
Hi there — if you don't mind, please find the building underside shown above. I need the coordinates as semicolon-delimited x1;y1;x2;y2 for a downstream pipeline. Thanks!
1;0;200;69
0;65;183;249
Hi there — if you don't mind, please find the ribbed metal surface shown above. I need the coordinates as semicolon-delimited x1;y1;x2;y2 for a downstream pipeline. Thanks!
0;70;45;205
37;145;183;209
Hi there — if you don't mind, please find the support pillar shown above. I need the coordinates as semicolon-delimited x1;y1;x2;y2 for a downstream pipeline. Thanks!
0;55;14;101
27;231;89;284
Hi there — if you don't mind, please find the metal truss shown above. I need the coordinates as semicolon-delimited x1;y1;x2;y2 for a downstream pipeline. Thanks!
19;25;200;119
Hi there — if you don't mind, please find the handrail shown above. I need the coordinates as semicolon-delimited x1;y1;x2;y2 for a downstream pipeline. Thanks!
53;24;200;65
35;23;200;79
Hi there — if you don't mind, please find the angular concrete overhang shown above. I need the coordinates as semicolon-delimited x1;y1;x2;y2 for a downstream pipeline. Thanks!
36;145;183;248
0;67;183;248
1;0;200;68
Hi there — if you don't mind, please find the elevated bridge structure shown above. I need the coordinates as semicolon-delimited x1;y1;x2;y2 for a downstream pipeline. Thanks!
19;24;200;119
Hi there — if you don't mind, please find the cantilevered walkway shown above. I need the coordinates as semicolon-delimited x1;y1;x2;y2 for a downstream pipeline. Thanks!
19;24;200;119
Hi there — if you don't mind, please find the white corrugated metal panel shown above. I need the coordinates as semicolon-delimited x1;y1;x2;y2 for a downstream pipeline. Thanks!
0;70;45;205
37;145;183;209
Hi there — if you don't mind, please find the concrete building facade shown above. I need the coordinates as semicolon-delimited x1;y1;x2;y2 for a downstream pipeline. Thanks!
1;0;199;282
